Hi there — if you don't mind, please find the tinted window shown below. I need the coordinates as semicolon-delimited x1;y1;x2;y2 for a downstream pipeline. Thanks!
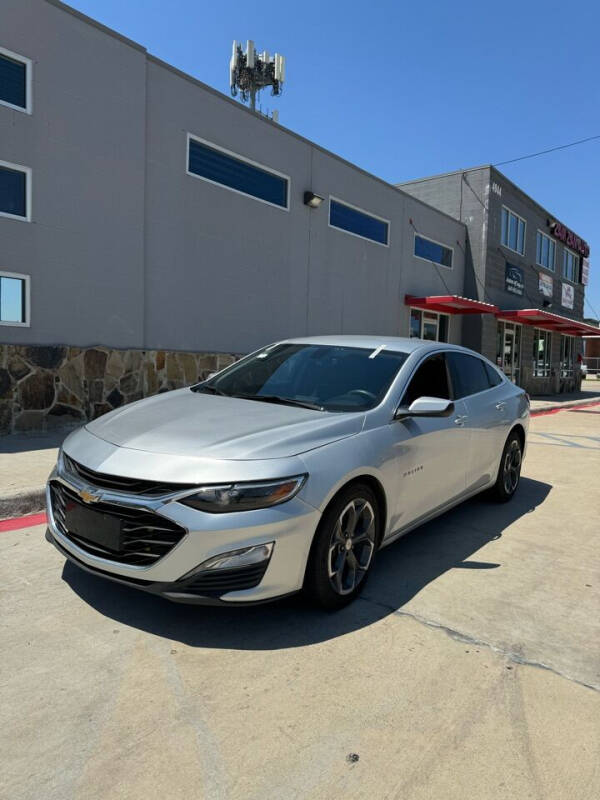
414;235;452;267
193;344;408;412
447;352;490;398
329;199;389;245
402;354;450;407
0;52;26;109
0;274;26;323
188;138;288;208
0;165;27;217
483;361;502;387
501;207;526;255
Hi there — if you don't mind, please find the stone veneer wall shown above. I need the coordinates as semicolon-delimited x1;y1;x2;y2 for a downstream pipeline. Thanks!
0;344;239;435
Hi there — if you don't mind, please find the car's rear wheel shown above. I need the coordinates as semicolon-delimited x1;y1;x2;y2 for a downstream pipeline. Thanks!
491;430;523;502
304;483;379;610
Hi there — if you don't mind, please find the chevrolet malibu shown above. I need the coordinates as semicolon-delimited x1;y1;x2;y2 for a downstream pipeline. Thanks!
46;336;529;610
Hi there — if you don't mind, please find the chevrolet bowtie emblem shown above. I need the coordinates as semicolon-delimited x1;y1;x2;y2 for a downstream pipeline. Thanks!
79;488;101;504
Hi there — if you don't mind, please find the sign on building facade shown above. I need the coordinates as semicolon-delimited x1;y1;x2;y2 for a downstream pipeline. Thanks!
539;272;553;297
505;262;524;296
561;282;574;310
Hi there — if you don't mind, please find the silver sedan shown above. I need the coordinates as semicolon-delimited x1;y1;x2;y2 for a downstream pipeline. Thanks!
46;336;529;610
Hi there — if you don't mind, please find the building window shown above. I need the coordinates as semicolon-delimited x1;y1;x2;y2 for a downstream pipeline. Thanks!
0;46;32;114
562;247;579;282
501;206;526;255
409;308;449;342
0;271;29;326
0;160;31;221
560;335;575;377
414;234;453;268
536;230;555;272
187;134;289;209
532;328;552;377
329;198;389;246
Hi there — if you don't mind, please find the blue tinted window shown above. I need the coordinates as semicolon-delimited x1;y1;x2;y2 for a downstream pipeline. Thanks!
0;275;26;322
414;235;453;267
329;199;388;245
0;53;27;109
0;165;27;217
188;138;288;208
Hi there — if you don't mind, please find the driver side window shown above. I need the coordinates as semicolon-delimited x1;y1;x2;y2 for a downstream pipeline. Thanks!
402;353;450;407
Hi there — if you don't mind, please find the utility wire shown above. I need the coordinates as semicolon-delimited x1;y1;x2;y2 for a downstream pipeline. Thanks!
493;134;600;167
400;134;600;186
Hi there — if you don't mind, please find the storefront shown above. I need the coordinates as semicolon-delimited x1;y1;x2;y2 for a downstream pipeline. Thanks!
400;165;596;395
495;309;600;393
405;295;498;343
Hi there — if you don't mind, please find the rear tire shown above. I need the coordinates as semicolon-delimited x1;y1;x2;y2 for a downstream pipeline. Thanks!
491;430;523;503
304;483;380;611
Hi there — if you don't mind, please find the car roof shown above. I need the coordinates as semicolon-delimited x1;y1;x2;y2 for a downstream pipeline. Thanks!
279;335;469;355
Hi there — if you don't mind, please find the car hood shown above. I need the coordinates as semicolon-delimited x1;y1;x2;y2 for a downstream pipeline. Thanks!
85;388;364;460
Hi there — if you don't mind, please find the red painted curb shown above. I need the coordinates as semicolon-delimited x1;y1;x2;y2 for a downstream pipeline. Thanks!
0;512;47;532
530;400;600;418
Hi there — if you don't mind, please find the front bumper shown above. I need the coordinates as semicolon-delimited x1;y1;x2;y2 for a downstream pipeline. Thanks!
46;463;321;605
46;529;298;605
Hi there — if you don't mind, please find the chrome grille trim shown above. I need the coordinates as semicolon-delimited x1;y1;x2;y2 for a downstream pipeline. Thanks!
63;454;198;499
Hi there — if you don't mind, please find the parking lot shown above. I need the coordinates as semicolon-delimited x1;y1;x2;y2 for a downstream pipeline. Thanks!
1;406;599;800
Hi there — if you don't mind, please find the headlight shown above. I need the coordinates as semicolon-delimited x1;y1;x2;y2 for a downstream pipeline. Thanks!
179;475;307;513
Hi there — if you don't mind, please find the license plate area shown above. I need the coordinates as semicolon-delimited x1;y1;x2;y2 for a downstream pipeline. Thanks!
64;501;123;552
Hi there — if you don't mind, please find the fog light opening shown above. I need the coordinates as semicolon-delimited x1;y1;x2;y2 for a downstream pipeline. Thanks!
178;542;274;581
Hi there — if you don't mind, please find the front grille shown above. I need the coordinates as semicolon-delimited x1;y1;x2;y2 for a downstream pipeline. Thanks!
177;563;269;596
63;454;197;497
50;481;186;566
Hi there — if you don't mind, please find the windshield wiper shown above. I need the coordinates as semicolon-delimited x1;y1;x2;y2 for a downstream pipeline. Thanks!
233;393;324;411
191;384;229;396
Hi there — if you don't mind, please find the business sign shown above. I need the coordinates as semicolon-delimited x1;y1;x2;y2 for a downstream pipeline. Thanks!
505;262;524;296
582;258;590;286
539;272;553;297
550;221;590;258
561;282;574;310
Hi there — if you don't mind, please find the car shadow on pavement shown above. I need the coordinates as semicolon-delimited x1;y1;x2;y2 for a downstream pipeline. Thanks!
62;477;551;650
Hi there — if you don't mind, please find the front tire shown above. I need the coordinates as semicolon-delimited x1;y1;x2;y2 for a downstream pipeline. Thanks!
304;483;379;610
491;431;523;502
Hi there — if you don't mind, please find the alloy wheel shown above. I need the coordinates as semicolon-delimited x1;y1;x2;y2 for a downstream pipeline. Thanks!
503;439;522;495
327;498;376;596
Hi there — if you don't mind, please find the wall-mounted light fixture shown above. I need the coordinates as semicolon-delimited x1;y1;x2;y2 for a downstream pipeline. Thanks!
304;191;324;208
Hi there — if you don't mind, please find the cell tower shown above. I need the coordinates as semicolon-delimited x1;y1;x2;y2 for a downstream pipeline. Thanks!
230;40;285;115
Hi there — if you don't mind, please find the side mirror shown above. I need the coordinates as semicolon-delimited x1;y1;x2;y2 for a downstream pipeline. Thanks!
395;396;455;419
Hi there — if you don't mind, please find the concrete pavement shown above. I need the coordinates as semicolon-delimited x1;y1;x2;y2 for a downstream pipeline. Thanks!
1;406;599;799
0;430;68;518
529;377;600;413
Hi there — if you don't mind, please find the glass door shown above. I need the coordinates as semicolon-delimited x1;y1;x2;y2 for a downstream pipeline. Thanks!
497;322;522;384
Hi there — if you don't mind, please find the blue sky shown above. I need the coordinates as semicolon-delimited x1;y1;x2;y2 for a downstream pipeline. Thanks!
70;0;600;318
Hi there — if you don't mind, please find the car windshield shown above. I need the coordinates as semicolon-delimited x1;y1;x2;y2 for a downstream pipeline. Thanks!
192;343;409;412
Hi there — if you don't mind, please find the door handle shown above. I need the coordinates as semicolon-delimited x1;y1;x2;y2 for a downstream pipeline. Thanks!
454;415;468;426
495;402;506;411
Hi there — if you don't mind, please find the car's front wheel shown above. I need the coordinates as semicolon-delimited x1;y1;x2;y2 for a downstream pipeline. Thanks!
491;430;523;502
304;483;379;610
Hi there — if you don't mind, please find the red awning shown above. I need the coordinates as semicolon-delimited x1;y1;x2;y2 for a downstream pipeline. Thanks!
496;308;600;337
405;295;499;315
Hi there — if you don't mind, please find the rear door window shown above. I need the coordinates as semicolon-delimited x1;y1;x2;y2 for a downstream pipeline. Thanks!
483;361;502;387
446;352;490;399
